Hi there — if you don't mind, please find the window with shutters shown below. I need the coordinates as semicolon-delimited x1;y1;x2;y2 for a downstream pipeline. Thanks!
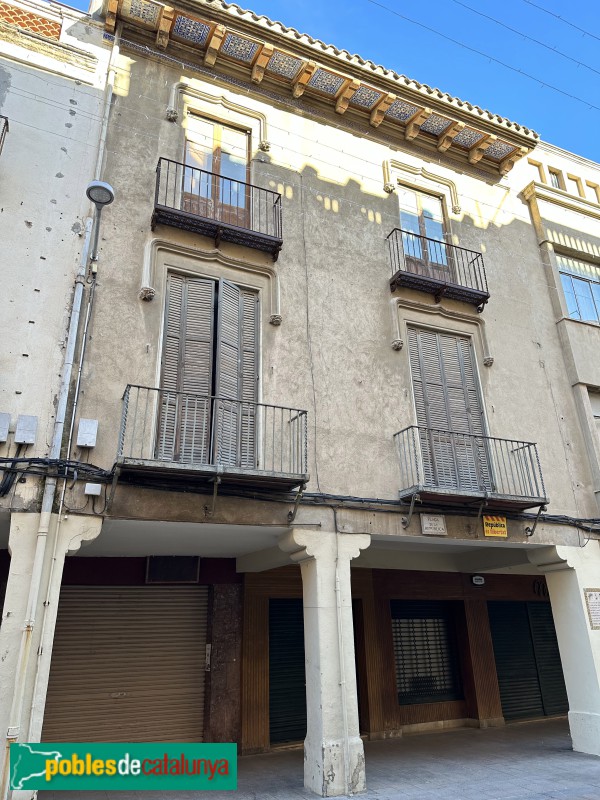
390;600;463;706
157;272;259;468
408;327;492;493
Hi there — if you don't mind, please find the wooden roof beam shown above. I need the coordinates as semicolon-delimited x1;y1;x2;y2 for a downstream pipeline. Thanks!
252;43;274;83
105;0;118;33
335;79;361;114
204;24;226;67
500;146;529;176
437;121;465;153
370;93;396;127
405;108;431;141
156;6;174;50
292;61;317;98
468;134;497;165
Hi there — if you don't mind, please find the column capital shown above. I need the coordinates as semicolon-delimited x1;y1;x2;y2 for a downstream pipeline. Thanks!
278;529;370;565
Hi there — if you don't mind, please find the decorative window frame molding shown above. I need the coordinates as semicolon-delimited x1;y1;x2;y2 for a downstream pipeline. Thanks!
167;82;270;152
141;238;282;326
390;295;493;367
383;158;461;215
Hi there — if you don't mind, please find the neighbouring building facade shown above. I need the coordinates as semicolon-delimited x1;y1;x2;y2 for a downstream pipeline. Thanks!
1;0;600;797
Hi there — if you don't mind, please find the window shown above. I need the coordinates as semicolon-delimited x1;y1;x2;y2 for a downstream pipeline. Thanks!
527;159;546;183
184;114;250;227
566;174;584;198
548;168;564;190
390;600;462;706
158;273;258;467
585;182;600;205
589;391;600;439
408;327;491;492
398;187;449;278
558;255;600;323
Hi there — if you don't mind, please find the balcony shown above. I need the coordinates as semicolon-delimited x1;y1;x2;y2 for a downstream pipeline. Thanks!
152;158;283;259
387;229;490;311
0;116;8;156
394;426;547;511
116;385;308;492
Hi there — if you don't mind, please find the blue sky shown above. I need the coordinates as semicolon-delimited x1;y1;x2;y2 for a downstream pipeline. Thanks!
75;0;600;162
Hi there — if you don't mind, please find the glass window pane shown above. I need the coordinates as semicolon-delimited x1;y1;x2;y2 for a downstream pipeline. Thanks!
218;126;248;209
420;193;444;223
573;278;597;322
591;282;600;322
561;274;580;319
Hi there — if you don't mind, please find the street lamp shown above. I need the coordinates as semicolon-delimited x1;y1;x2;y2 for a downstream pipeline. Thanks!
86;180;115;264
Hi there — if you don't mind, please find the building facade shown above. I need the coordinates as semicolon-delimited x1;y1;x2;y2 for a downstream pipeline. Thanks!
1;0;600;797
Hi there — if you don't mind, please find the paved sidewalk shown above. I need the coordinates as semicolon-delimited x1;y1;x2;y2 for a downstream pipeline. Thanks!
40;718;600;799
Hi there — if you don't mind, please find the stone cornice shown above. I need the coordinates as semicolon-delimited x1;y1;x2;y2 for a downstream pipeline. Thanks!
103;0;538;176
522;181;600;221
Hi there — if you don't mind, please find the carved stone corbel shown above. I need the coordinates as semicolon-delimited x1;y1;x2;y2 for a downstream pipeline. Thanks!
335;79;360;115
156;6;174;51
405;108;431;141
292;61;316;98
370;93;396;128
204;24;226;67
252;43;273;84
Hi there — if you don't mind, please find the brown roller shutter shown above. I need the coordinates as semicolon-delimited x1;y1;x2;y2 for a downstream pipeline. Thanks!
42;586;208;742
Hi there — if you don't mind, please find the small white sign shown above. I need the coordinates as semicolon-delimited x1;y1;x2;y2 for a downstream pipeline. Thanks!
420;514;447;536
584;589;600;630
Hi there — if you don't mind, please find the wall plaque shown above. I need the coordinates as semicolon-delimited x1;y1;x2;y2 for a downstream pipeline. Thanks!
420;514;447;536
584;589;600;630
483;515;507;538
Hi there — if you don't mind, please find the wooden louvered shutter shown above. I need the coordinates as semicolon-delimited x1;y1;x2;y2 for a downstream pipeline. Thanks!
409;328;489;491
214;280;258;467
158;274;214;463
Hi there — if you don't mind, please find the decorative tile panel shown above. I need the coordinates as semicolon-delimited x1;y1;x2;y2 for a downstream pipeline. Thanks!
420;114;452;135
0;2;60;39
122;0;160;27
350;85;383;109
220;33;259;62
484;140;516;161
452;128;484;148
385;99;420;121
266;51;303;80
308;68;345;95
172;15;210;46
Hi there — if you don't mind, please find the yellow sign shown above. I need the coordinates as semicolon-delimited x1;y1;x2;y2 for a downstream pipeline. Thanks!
483;515;507;538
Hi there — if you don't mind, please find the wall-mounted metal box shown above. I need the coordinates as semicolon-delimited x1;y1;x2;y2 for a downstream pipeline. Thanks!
77;418;99;448
0;413;10;443
15;415;38;444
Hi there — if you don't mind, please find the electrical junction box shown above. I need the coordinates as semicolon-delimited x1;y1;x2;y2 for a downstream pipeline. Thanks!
77;418;99;448
14;415;38;444
84;483;102;496
0;413;10;443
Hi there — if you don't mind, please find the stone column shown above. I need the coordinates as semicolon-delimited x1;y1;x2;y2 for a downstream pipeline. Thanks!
530;543;600;757
280;528;370;797
0;511;102;800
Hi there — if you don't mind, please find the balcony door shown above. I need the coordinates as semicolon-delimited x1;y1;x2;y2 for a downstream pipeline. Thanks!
184;114;250;229
399;188;450;281
408;327;491;493
157;273;258;468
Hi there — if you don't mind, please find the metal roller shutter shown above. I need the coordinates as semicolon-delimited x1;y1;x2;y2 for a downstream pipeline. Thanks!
488;601;567;720
269;599;306;744
528;603;569;716
42;586;208;742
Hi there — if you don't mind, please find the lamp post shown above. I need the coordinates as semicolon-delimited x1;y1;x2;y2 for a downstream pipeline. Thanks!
86;179;115;264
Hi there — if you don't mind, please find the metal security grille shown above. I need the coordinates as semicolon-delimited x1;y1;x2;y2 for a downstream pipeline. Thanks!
390;600;462;705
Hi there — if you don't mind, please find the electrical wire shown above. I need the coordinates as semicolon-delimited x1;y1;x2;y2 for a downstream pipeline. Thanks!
364;0;600;113
520;0;600;44
449;0;600;78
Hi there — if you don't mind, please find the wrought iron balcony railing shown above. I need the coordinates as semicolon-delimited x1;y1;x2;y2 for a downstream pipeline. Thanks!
117;385;308;491
152;158;283;259
0;116;8;156
387;229;490;310
394;426;547;510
